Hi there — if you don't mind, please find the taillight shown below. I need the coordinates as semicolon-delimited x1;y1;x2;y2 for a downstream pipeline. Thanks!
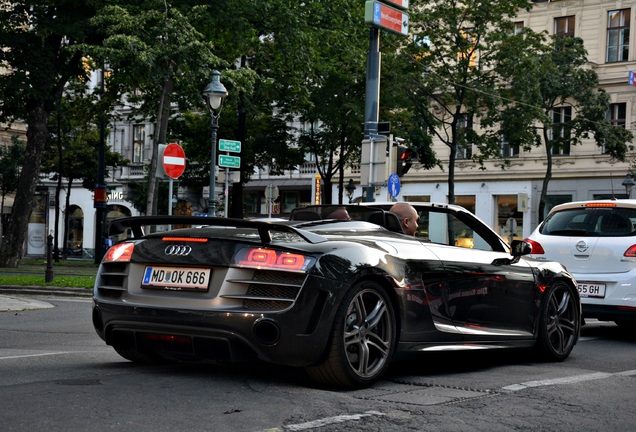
234;247;314;272
624;245;636;257
523;238;545;254
103;242;134;263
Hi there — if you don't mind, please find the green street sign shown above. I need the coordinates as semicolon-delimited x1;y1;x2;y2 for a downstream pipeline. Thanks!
219;154;241;168
219;139;241;153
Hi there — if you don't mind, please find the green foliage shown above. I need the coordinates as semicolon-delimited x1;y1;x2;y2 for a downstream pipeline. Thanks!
126;172;171;215
393;0;535;202
44;79;129;190
492;34;633;218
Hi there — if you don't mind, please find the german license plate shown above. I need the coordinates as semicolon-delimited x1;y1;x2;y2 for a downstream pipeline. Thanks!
577;282;606;298
142;266;210;291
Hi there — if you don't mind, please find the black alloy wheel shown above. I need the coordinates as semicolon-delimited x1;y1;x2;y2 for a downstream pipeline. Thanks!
306;280;397;388
536;281;580;361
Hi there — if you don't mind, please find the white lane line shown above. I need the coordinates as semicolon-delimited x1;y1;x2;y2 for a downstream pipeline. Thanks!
281;411;386;431
0;351;82;360
502;370;636;392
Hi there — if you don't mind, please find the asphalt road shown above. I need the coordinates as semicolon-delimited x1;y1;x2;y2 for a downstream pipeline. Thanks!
0;296;635;432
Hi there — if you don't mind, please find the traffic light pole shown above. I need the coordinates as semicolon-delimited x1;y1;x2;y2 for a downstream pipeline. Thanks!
363;27;381;202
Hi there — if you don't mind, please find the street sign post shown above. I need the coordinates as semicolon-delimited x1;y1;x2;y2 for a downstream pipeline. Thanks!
219;139;241;153
219;155;241;168
162;143;186;179
218;139;241;217
161;143;186;217
364;1;409;36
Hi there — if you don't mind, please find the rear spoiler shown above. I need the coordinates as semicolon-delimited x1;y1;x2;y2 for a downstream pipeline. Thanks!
108;216;328;245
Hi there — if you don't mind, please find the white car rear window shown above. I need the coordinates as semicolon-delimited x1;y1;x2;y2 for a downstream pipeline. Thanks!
540;208;636;237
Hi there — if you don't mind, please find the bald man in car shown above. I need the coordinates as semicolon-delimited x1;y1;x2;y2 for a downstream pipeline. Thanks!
390;202;419;236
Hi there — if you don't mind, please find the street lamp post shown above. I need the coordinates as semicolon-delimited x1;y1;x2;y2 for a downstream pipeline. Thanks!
622;172;635;198
346;179;357;203
202;70;228;217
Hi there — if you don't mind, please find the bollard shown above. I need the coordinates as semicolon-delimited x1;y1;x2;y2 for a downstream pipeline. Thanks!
45;234;54;283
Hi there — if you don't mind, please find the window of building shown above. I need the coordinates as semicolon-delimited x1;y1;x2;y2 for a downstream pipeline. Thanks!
603;102;627;153
607;9;630;63
403;195;431;202
513;21;524;35
544;195;573;220
500;137;520;158
132;124;145;163
455;195;476;214
551;107;571;155
554;16;575;37
608;102;627;127
459;28;477;67
66;205;84;257
282;192;298;213
495;195;522;244
456;113;473;159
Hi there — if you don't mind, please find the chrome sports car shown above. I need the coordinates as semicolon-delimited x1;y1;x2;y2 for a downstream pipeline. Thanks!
92;203;581;388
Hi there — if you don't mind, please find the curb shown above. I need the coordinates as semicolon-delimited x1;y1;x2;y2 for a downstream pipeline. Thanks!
0;286;92;297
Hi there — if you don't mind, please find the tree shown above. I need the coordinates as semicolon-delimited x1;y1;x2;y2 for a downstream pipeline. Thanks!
89;1;229;216
44;79;128;258
253;0;368;205
396;0;535;204
0;1;101;267
0;137;25;241
494;35;633;221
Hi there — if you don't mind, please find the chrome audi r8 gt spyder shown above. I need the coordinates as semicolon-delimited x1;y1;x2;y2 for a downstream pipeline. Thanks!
92;203;581;389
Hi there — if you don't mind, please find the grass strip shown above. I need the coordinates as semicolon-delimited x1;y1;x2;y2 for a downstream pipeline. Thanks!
0;275;94;289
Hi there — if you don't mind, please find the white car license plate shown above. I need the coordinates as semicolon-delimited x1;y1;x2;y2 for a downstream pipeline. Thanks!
577;282;606;298
142;266;210;291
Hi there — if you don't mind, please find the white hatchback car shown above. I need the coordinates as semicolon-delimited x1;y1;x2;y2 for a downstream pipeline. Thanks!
526;199;636;328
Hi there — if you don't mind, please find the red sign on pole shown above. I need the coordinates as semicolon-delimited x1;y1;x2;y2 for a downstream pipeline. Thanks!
364;1;409;36
162;143;186;179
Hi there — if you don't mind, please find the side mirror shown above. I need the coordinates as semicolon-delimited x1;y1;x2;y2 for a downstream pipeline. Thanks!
510;240;532;257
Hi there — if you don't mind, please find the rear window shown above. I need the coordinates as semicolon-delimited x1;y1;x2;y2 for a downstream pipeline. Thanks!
540;207;636;237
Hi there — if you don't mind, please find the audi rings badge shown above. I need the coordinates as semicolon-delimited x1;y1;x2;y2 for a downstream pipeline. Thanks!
165;245;192;256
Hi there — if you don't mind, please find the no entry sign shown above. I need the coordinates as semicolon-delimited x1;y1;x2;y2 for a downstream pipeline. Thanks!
162;143;186;179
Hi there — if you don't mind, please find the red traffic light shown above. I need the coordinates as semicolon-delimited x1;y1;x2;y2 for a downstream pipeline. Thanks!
397;145;413;177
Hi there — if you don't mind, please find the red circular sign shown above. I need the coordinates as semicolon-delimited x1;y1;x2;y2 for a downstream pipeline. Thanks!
163;143;186;179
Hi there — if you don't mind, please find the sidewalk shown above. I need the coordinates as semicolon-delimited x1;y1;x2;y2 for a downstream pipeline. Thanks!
0;262;94;312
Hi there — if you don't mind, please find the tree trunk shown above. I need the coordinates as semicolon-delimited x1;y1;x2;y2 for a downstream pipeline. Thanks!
538;127;554;223
0;105;50;267
145;79;173;216
63;178;74;258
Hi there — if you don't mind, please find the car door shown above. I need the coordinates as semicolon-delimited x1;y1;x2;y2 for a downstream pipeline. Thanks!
415;206;538;339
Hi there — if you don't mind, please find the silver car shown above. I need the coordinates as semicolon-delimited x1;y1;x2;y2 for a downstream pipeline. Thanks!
526;199;636;329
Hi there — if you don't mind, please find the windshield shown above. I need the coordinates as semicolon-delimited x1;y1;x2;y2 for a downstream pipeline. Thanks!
540;207;636;237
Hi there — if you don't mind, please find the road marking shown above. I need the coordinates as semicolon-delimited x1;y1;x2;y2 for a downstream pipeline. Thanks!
502;369;636;392
0;351;83;360
263;411;385;432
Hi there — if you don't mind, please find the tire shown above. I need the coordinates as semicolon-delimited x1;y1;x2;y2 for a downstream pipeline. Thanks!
305;281;397;389
535;281;580;361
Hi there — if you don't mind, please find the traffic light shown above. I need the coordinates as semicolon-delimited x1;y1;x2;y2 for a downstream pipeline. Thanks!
397;145;413;177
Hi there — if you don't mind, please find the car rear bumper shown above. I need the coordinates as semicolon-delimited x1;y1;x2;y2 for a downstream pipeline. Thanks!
581;303;636;322
92;293;335;367
573;271;636;321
